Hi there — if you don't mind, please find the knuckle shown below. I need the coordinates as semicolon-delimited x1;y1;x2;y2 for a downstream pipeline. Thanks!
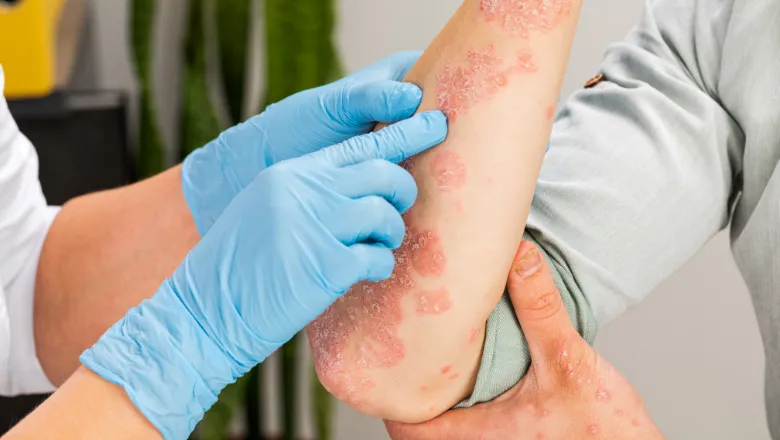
341;137;362;159
546;343;597;391
523;287;564;322
369;131;385;153
335;83;360;126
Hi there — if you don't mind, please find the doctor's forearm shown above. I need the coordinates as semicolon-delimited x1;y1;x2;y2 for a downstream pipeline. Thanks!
34;166;199;385
3;367;162;440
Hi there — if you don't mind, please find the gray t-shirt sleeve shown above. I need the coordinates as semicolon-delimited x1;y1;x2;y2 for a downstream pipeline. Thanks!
459;0;742;406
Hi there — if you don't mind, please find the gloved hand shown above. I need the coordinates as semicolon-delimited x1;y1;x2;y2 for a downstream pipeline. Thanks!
81;110;448;440
182;51;424;235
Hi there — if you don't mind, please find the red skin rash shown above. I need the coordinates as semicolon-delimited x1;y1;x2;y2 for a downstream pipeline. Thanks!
516;51;538;72
308;211;451;404
409;229;447;277
430;149;467;193
415;288;453;316
441;365;453;375
436;44;538;121
479;0;573;38
467;326;482;344
448;372;460;381
545;104;555;120
596;388;611;402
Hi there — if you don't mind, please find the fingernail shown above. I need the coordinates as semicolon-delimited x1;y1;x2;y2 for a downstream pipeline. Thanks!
426;110;448;130
402;83;423;101
512;241;543;278
396;84;423;112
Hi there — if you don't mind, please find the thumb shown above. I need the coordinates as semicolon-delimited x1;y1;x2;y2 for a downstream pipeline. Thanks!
312;110;447;167
507;240;581;367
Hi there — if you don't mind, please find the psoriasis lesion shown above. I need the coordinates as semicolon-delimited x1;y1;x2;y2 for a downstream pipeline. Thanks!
435;44;538;122
478;0;573;38
307;209;453;404
434;0;572;122
415;287;453;316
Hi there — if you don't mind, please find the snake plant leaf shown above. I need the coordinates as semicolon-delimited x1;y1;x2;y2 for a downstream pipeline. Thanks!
181;0;222;159
244;364;264;439
265;0;343;436
129;0;165;179
198;372;252;440
281;335;300;440
312;367;335;440
216;0;251;124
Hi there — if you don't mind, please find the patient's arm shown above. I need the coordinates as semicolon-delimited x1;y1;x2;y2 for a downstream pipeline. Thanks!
387;2;743;436
308;0;583;423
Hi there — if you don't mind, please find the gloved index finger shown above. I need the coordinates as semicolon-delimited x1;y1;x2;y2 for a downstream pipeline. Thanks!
313;110;448;168
336;159;419;214
341;80;423;127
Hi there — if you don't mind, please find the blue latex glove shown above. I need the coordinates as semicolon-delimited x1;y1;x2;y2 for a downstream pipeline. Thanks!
182;51;424;236
81;110;448;440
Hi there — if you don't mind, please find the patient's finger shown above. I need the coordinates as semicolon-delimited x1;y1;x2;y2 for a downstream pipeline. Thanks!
384;417;454;440
384;405;492;440
506;241;583;372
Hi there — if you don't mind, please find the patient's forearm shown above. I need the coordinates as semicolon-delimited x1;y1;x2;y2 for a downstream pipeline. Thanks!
308;0;582;423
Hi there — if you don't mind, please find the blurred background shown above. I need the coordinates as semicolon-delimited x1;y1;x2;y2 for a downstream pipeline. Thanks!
0;0;771;439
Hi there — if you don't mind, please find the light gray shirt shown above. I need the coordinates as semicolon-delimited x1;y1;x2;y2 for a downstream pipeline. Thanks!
466;0;779;437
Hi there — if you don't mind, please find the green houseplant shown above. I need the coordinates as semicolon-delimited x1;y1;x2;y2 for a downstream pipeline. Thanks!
128;0;341;438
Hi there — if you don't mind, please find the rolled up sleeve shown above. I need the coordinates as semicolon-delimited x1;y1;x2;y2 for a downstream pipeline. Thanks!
461;0;742;406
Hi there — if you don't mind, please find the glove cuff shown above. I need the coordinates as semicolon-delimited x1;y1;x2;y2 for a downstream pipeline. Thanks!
80;281;251;439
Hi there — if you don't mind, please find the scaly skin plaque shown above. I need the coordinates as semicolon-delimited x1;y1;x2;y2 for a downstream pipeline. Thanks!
309;211;450;405
479;0;573;38
430;149;467;193
436;45;538;121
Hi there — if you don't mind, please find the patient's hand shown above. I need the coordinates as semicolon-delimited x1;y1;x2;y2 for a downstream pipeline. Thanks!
386;241;664;440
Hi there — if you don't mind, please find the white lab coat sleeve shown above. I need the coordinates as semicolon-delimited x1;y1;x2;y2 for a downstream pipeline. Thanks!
0;65;58;395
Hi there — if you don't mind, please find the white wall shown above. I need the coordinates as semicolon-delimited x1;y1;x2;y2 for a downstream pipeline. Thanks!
86;0;771;438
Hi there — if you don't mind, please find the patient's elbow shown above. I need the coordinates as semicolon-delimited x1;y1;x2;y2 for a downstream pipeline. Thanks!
308;335;440;423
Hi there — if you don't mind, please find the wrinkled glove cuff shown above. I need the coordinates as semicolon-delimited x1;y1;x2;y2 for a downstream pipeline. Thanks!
80;280;278;440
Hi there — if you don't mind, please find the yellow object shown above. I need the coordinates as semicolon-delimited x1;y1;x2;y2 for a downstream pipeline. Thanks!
0;0;66;98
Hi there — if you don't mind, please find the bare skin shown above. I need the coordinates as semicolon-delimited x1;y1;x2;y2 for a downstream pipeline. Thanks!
34;166;200;385
308;0;583;423
386;241;666;440
3;367;161;440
